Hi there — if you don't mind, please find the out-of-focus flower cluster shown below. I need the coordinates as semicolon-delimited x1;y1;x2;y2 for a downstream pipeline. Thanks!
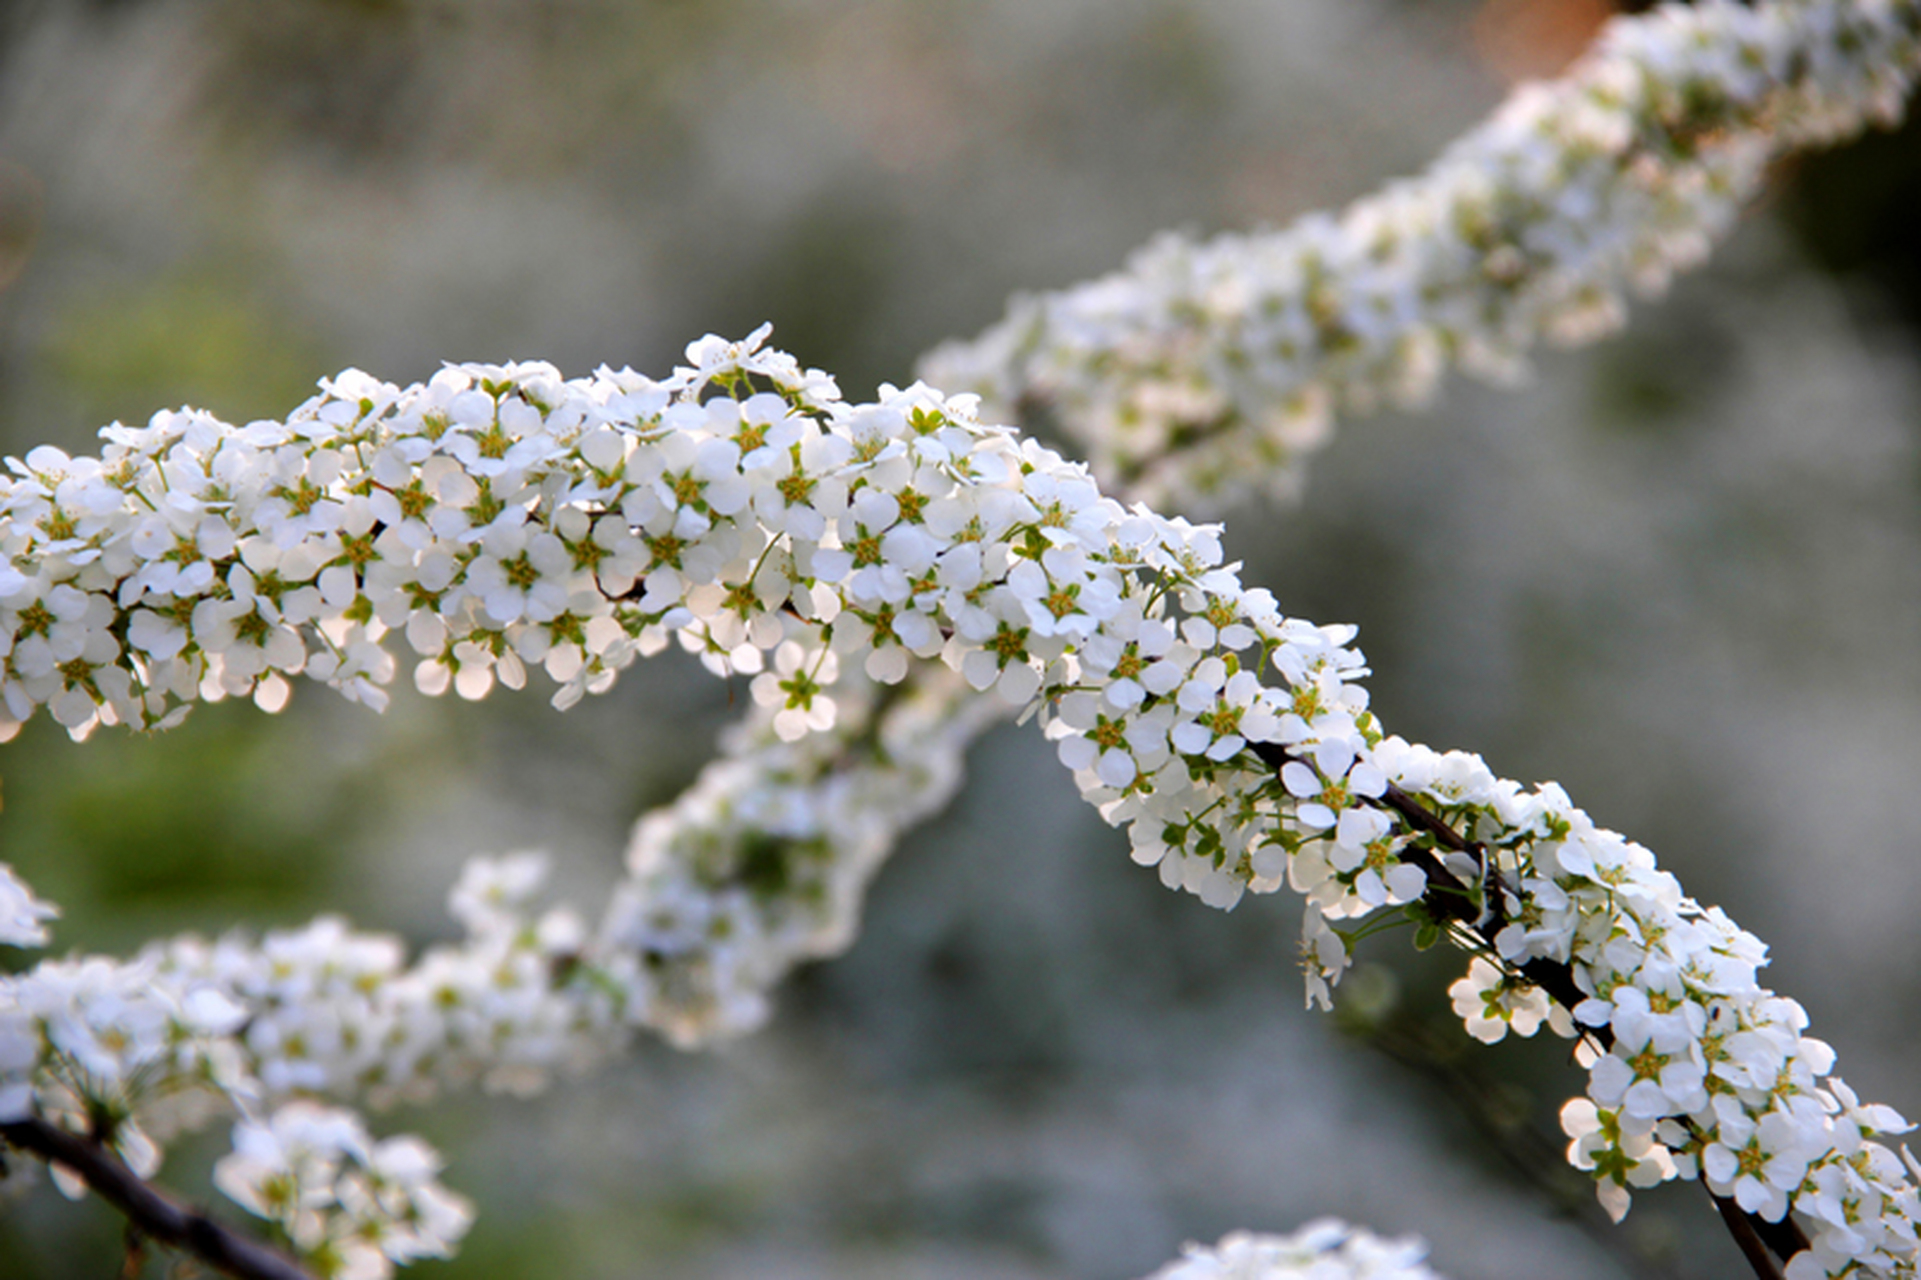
922;0;1921;513
0;936;473;1276
1;951;249;1160
213;1101;472;1280
1142;1221;1443;1280
602;661;1004;1046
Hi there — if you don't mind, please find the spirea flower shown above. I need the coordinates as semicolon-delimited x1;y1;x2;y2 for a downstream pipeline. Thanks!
213;1101;472;1280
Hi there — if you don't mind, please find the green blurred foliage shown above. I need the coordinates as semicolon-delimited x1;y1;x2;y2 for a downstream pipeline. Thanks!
0;706;346;956
45;270;328;434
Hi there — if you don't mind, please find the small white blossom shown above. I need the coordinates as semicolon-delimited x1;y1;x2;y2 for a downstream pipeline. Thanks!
0;864;57;948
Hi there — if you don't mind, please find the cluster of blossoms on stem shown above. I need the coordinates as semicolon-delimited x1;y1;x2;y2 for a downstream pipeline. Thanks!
0;329;1379;1266
1144;1222;1444;1280
0;894;474;1278
0;325;1353;760
601;661;1004;1046
1360;736;1921;1276
0;10;1914;1280
0;323;1916;1276
212;1103;473;1280
921;0;1921;513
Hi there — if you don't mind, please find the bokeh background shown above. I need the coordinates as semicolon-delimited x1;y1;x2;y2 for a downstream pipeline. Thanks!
2;1;1919;1277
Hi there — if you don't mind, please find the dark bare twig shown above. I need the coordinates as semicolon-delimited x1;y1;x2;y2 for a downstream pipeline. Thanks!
0;1116;314;1280
1349;1010;1694;1280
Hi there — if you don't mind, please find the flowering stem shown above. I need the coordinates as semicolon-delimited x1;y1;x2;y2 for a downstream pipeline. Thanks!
3;334;1907;1276
0;1116;316;1280
924;0;1921;513
1246;740;1806;1280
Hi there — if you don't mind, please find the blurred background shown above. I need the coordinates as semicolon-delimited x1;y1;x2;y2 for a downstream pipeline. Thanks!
2;0;1919;1277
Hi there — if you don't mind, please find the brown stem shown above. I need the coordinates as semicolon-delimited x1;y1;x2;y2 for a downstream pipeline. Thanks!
1712;1188;1789;1280
0;1116;315;1280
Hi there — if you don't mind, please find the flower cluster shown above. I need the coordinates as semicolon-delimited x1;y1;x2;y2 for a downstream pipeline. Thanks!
1143;1221;1443;1280
0;6;1915;1277
1331;735;1921;1275
0;951;252;1173
0;848;634;1240
0;326;1353;763
921;0;1921;512
0;330;1380;1272
0;954;470;1278
213;1101;472;1280
139;856;617;1108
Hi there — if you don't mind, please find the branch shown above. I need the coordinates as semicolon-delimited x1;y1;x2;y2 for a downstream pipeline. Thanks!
922;0;1921;512
1;335;1910;1279
0;1116;314;1280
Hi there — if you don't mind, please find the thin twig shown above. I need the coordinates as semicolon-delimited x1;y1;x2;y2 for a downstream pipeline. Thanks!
0;1116;315;1280
1351;1013;1694;1280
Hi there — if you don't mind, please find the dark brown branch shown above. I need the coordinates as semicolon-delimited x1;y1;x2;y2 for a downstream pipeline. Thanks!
1712;1188;1789;1280
1;1115;315;1280
1351;1010;1695;1280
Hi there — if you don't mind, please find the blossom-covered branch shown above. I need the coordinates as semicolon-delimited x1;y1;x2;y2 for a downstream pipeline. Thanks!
921;0;1921;512
2;330;1916;1277
0;332;1366;1272
543;0;1921;1083
569;0;1921;1071
330;0;1921;1092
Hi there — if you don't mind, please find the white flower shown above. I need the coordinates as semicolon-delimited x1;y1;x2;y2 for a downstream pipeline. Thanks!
1448;957;1551;1045
448;853;549;936
214;1102;471;1275
1703;1106;1813;1222
1144;1221;1443;1280
1300;910;1351;1012
0;863;57;948
1559;1098;1677;1223
750;640;839;741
